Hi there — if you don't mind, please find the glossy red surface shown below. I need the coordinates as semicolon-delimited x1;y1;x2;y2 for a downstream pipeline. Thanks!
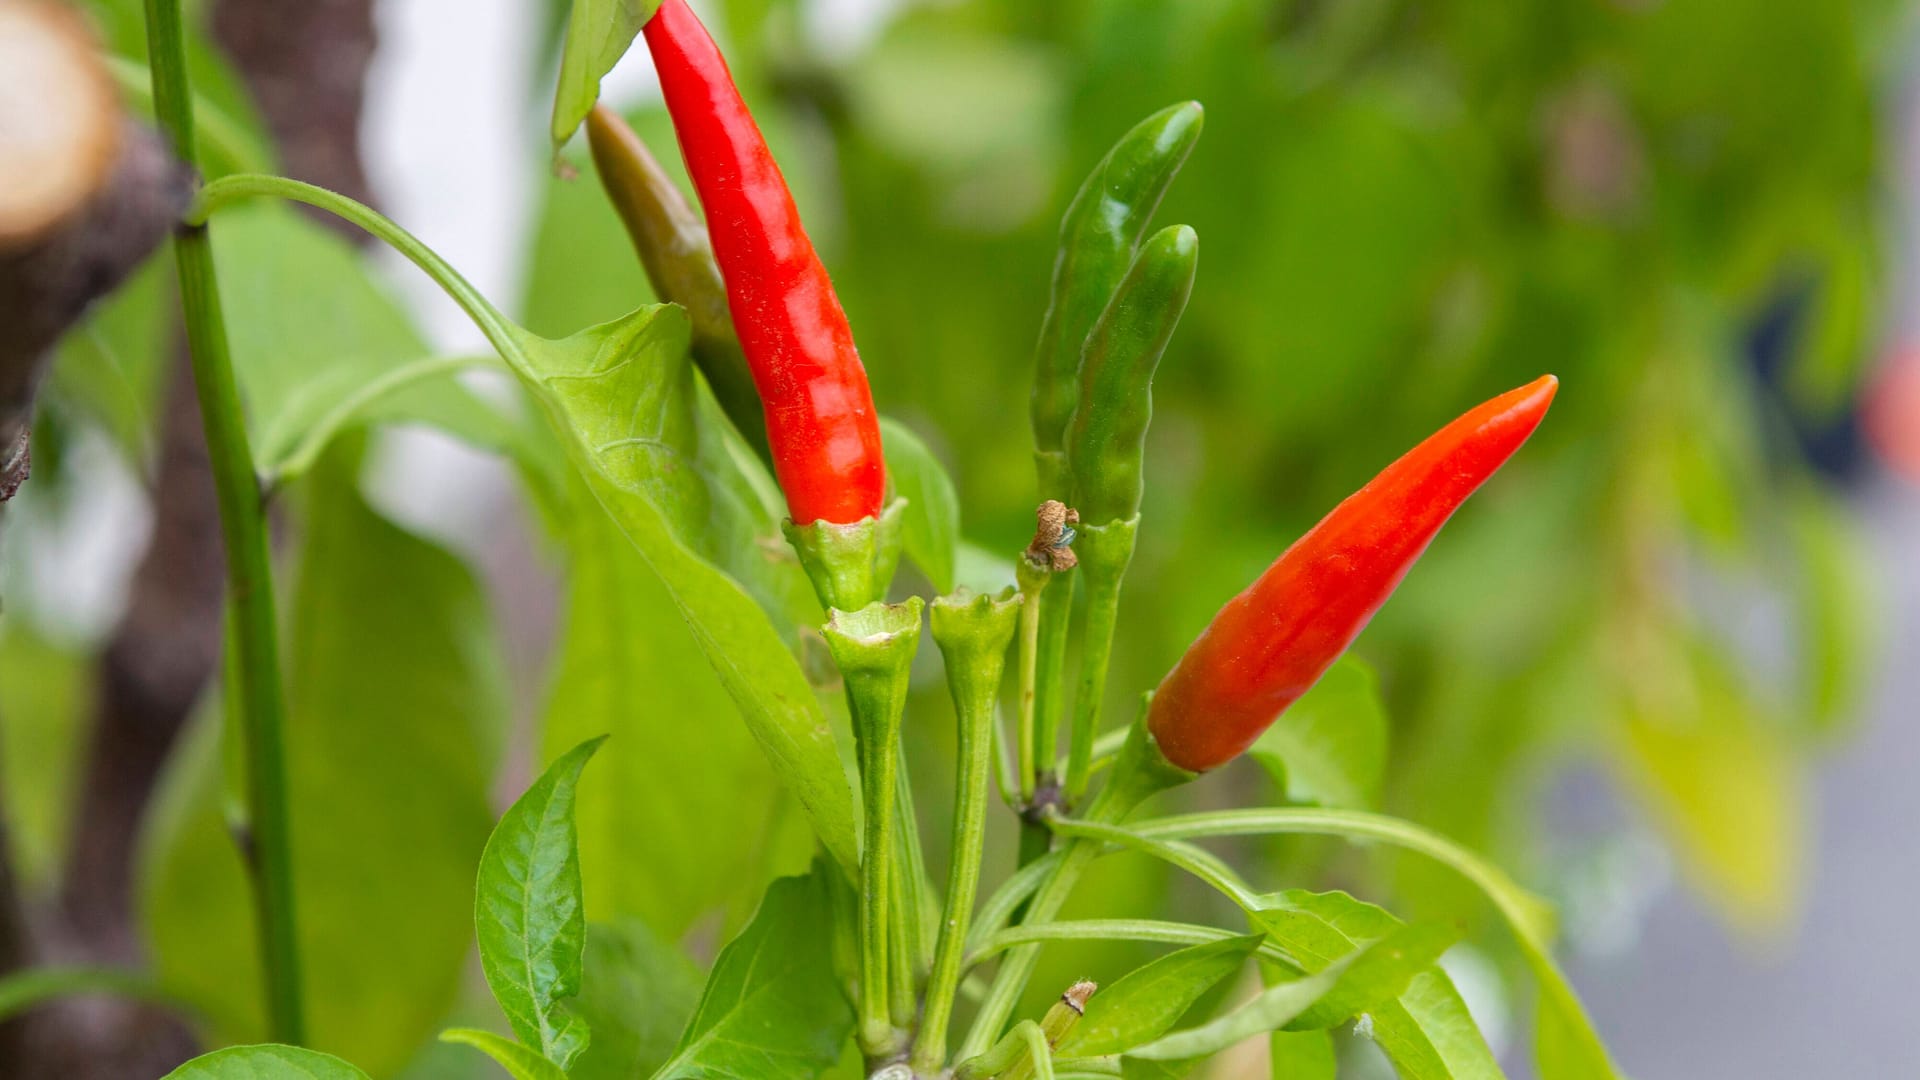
644;0;887;525
1146;375;1559;772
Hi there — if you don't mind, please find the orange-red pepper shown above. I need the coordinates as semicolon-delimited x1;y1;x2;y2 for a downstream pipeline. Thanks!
644;0;885;526
1146;376;1559;772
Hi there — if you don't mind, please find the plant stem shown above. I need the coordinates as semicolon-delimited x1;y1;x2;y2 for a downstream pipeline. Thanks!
1029;568;1073;793
189;175;520;358
143;0;303;1045
822;602;923;1062
1013;560;1047;806
913;587;1020;1074
1063;519;1135;802
955;727;1186;1060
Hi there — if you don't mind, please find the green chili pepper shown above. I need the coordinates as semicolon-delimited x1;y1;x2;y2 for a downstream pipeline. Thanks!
585;104;769;458
1030;100;1203;499
1067;224;1198;527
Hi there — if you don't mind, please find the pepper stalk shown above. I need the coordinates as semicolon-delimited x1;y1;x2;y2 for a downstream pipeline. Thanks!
822;598;924;1061
913;587;1023;1075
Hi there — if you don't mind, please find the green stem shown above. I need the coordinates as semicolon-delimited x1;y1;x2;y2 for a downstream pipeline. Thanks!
822;601;923;1062
912;587;1020;1074
189;175;522;363
955;1019;1050;1080
142;0;303;1044
1063;519;1135;802
1030;569;1074;793
1014;561;1047;805
956;727;1189;1060
889;757;927;1029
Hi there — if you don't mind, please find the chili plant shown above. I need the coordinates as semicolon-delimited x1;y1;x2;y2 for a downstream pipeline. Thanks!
0;1;1655;1078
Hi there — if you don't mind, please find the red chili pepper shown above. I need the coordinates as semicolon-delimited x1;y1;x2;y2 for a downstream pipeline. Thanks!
643;0;885;526
1146;375;1559;772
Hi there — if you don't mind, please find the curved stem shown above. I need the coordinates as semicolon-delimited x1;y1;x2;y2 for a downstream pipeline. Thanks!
189;175;525;366
142;0;303;1044
1120;808;1554;943
966;919;1307;979
266;353;504;487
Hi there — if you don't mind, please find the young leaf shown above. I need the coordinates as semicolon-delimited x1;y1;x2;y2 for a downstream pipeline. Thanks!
141;472;503;1075
551;0;663;148
442;1028;569;1080
162;1044;370;1079
1254;891;1499;1078
570;920;705;1080
1126;947;1360;1061
502;305;859;873
651;864;854;1080
1249;655;1388;810
1269;1029;1337;1079
880;416;961;592
476;736;607;1070
1056;935;1265;1058
544;502;813;938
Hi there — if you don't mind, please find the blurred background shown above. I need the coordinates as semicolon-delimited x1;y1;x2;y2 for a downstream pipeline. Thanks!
3;0;1919;1076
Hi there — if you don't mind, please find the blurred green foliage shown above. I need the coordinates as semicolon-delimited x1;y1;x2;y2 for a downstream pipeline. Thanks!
0;0;1902;1074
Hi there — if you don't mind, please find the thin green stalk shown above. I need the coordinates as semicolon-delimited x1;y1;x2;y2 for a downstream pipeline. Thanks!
142;0;303;1043
914;588;1021;1074
1013;561;1048;805
956;727;1188;1060
1029;569;1073;791
189;175;520;359
823;601;922;1062
894;754;933;977
956;1019;1052;1080
854;689;900;1057
1063;520;1135;802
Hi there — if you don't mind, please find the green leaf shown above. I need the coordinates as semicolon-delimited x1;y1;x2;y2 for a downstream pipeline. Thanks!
879;416;961;592
476;736;606;1070
1251;891;1499;1078
651;864;854;1080
1126;948;1358;1061
141;470;503;1074
570;920;704;1080
163;1045;371;1080
1248;655;1387;810
1268;1030;1336;1079
49;254;170;468
211;204;522;484
501;304;859;874
0;624;88;889
440;1028;568;1080
1615;641;1804;936
1057;935;1264;1057
543;502;813;938
1786;485;1874;733
551;0;663;147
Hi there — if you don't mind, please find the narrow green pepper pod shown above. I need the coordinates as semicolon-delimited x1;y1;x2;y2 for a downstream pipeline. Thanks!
1029;100;1204;496
586;105;769;457
1067;224;1199;526
1027;103;1201;818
